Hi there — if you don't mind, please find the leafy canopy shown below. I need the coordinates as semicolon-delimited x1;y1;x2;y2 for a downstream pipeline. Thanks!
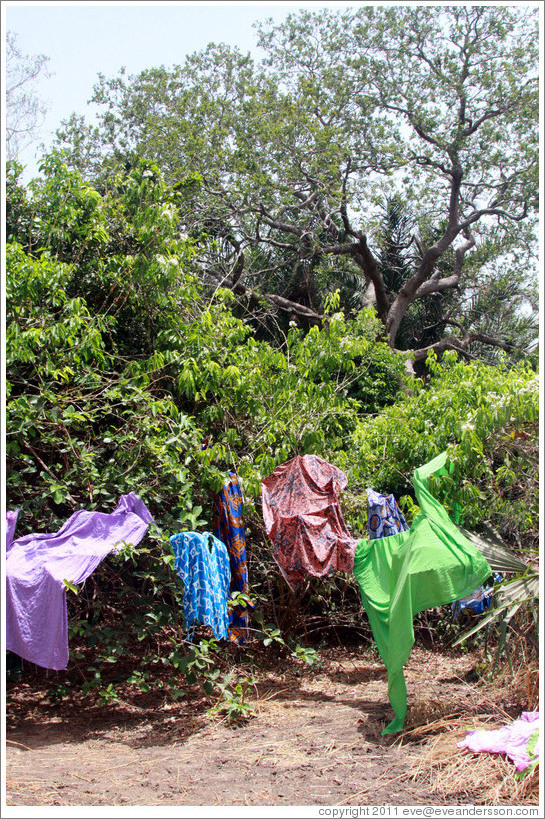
54;5;539;361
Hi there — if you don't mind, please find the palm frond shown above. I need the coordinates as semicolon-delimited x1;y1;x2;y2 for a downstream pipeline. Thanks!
451;524;538;648
458;526;529;573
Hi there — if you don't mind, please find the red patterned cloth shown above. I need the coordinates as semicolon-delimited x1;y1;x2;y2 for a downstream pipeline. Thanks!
261;455;357;590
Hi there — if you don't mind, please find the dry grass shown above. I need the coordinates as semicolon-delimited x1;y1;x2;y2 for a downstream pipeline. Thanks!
398;647;540;806
407;719;539;805
481;650;540;714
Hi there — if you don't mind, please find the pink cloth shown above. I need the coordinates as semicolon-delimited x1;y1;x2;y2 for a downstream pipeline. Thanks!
458;711;540;772
261;455;357;590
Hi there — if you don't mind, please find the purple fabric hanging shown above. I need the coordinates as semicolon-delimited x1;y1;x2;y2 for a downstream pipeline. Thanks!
6;494;156;671
6;510;20;551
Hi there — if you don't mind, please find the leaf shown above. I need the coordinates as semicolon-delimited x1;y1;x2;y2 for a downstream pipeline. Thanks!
203;680;215;696
496;574;539;607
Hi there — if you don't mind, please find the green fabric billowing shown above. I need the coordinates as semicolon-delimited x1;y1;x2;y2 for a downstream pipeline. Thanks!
354;451;491;735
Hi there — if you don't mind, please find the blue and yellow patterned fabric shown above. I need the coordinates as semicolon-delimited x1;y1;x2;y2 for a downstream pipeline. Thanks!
213;472;252;644
170;531;231;641
366;489;409;539
452;573;502;620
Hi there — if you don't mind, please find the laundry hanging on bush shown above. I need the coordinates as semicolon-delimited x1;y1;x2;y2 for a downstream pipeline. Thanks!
451;573;502;620
262;454;357;591
353;451;491;735
366;489;409;539
6;494;156;671
212;472;252;644
6;509;20;551
170;531;231;641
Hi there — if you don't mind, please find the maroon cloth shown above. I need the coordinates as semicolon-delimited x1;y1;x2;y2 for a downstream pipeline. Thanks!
261;455;357;590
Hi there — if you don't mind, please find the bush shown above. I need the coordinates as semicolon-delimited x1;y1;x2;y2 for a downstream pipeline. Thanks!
348;350;538;550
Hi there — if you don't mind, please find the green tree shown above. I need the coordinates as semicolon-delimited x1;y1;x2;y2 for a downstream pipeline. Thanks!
6;157;407;529
5;159;206;532
6;156;538;695
350;350;539;551
55;6;538;363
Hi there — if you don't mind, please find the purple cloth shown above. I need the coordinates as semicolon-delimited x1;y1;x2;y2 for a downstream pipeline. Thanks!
6;495;156;670
113;492;157;526
6;510;20;551
458;711;539;772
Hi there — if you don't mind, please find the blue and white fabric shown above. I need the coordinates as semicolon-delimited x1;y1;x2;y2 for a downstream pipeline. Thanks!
366;489;410;540
452;573;502;620
170;531;231;641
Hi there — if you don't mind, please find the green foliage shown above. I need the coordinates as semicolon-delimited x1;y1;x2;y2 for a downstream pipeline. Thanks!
350;350;538;546
292;645;320;667
66;532;187;698
254;619;321;668
6;162;208;533
174;638;218;685
206;671;257;723
162;636;256;723
5;153;538;711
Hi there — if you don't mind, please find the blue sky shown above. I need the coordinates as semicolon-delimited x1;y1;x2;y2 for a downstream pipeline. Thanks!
4;1;351;180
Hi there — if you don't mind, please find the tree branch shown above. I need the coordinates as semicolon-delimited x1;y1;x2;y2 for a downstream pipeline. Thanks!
259;205;305;237
411;327;522;364
204;267;324;326
460;202;529;229
414;229;475;299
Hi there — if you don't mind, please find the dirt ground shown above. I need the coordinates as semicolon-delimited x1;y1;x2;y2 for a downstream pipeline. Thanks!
4;645;534;808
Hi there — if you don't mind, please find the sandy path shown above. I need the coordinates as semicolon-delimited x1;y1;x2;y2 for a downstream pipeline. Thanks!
5;647;484;808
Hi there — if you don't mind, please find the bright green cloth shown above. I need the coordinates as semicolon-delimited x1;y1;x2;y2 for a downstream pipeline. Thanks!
354;451;491;735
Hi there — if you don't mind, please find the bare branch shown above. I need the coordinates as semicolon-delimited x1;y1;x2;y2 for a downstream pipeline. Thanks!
414;229;475;299
460;202;529;230
411;327;522;363
204;267;324;325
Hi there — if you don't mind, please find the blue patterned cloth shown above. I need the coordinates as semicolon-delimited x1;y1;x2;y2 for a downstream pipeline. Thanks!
452;573;502;620
366;489;409;539
170;531;231;641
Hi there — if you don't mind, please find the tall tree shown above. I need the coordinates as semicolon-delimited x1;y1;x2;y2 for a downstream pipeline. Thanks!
5;31;51;161
55;6;539;363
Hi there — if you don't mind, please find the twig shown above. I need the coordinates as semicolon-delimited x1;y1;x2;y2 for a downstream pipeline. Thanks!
6;740;34;751
71;772;93;783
